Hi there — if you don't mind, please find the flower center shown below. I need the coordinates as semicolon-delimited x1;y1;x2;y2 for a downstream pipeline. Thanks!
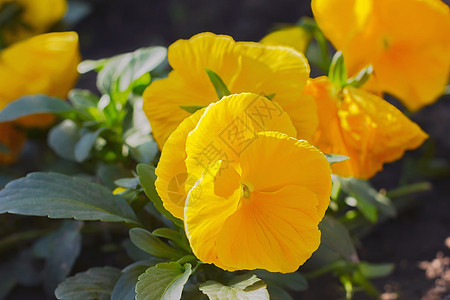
241;183;252;199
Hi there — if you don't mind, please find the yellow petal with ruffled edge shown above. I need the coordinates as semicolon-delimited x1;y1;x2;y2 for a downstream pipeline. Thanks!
261;26;311;53
0;32;80;127
185;93;297;181
184;132;331;273
154;108;205;219
240;131;331;219
313;0;450;111
304;76;428;179
143;32;317;148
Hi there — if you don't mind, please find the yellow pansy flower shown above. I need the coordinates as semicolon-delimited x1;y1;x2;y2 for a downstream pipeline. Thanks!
0;31;80;127
260;26;311;53
156;93;332;273
303;76;428;179
143;32;317;149
0;122;25;165
312;0;450;111
0;0;67;45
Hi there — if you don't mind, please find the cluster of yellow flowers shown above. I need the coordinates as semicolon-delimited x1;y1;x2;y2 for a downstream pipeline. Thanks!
143;0;448;273
0;0;80;164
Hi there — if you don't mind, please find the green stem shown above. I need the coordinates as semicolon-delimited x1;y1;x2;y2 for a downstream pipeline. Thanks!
386;182;432;199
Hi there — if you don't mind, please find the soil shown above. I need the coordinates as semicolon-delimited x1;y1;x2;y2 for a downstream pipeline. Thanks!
6;0;450;299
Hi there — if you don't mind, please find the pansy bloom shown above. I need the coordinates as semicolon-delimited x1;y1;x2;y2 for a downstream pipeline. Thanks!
0;31;80;127
143;32;317;148
312;0;450;111
303;76;428;179
0;0;67;45
156;93;332;273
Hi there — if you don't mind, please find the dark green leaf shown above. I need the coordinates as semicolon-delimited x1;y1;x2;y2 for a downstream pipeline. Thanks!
253;270;307;292
32;221;82;295
115;177;140;189
324;153;349;165
328;51;347;89
319;216;358;263
129;228;185;259
97;163;133;190
55;266;121;300
200;274;269;300
74;128;106;162
137;164;183;227
340;178;396;220
111;261;151;300
0;95;73;122
48;120;81;161
153;228;191;252
180;105;206;114
205;68;231;99
0;172;140;225
136;262;192;300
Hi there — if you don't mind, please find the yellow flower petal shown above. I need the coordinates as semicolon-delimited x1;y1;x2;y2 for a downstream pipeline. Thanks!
304;76;428;179
312;0;450;111
143;32;317;148
0;0;67;44
184;161;241;267
0;32;80;127
240;131;331;219
216;185;321;273
155;108;205;219
261;26;311;53
184;132;331;272
0;122;26;165
185;93;297;181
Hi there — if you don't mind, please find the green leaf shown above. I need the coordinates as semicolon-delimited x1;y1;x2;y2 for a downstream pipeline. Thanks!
97;47;167;97
200;274;269;300
115;177;140;189
48;120;81;161
69;89;99;109
136;262;192;300
319;216;358;263
62;0;91;27
328;51;347;89
55;266;122;300
324;153;349;165
358;262;394;279
252;270;307;292
340;177;396;221
74;128;106;162
137;164;183;227
111;261;152;300
77;58;108;74
32;221;82;295
180;105;206;114
346;65;373;88
0;172;141;226
205;68;231;99
129;228;185;259
0;95;73;122
152;228;191;252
